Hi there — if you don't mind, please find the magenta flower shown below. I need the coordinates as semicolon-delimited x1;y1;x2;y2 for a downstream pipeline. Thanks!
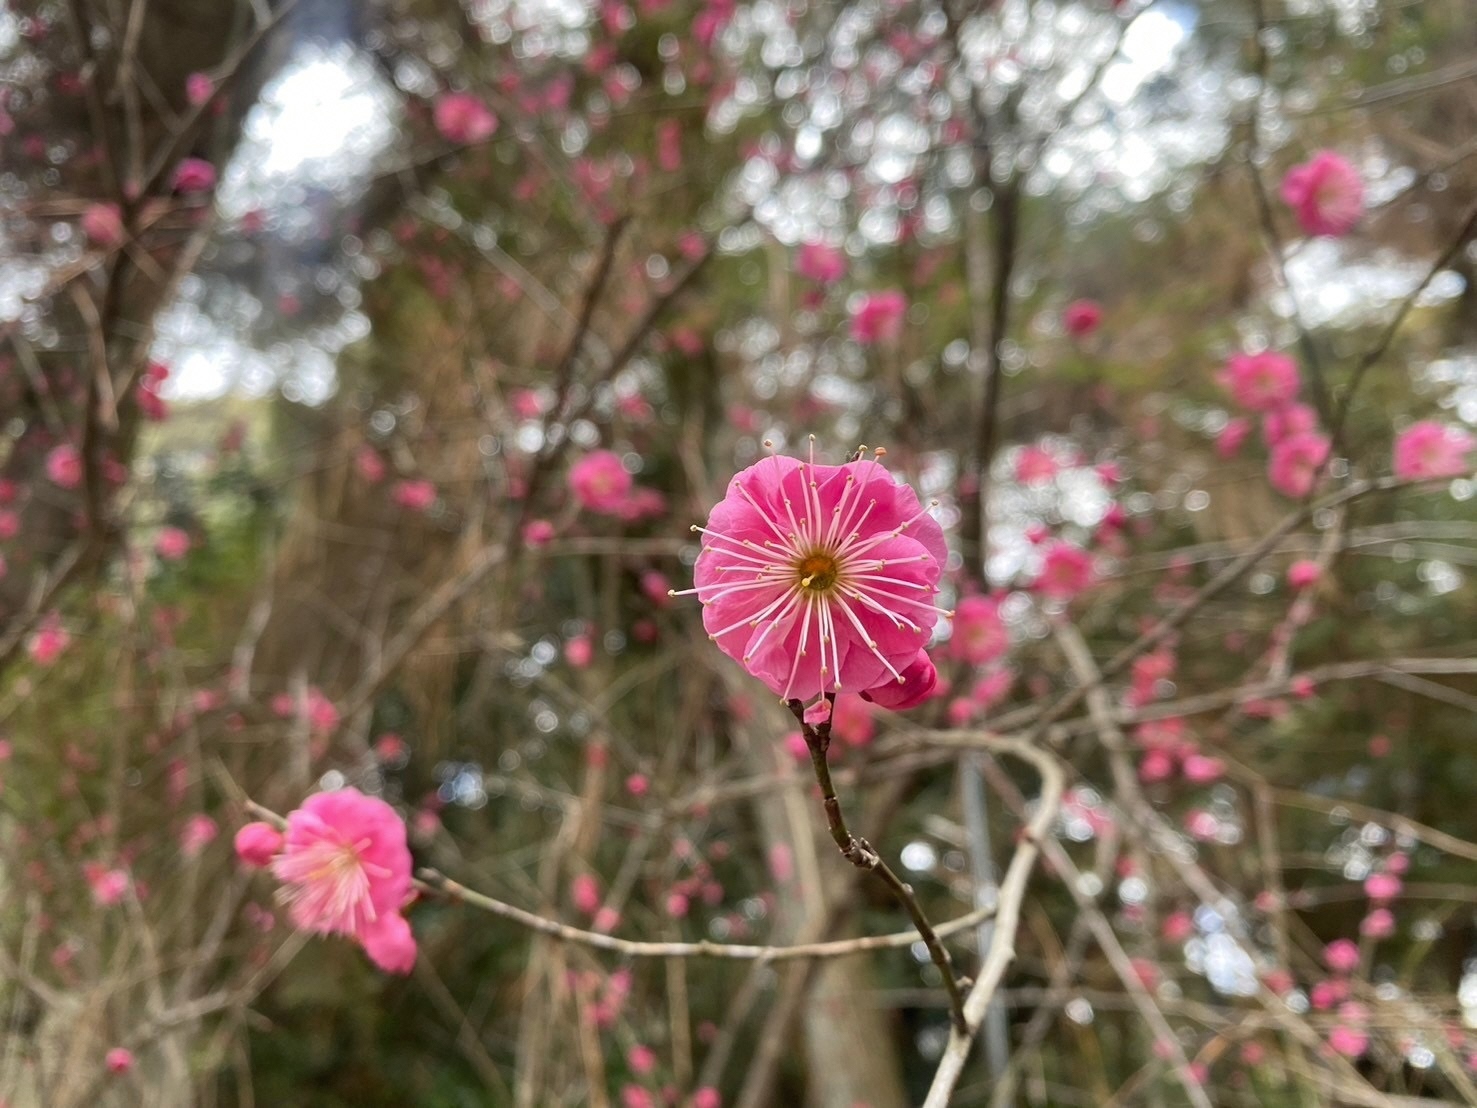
1268;431;1330;498
1323;938;1360;974
569;450;633;513
178;814;218;858
28;612;70;666
796;241;846;284
860;647;939;709
1327;1024;1368;1059
948;595;1009;666
849;290;907;345
81;202;125;247
171;157;217;194
1393;421;1474;480
1033;541;1095;600
106;1047;135;1074
1281;151;1364;238
359;912;417;974
46;444;83;489
1262;402;1318;447
1216;417;1252;459
434;92;498;144
271;788;413;939
185;72;214;106
1286;560;1322;589
1219;352;1301;412
155;526;192;561
391;479;437;512
1062;299;1103;338
234;821;284;868
687;450;946;703
1014;444;1059;485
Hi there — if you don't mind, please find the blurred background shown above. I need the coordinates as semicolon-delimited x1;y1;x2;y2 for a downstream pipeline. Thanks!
2;0;1476;1104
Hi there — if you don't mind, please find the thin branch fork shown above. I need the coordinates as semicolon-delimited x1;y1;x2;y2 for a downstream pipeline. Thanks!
785;695;971;1035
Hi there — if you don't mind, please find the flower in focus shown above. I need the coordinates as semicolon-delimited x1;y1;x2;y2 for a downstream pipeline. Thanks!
569;450;633;514
270;788;413;942
860;648;939;710
849;290;906;345
434;91;498;144
1062;299;1103;338
1281;151;1364;237
687;448;946;704
1393;421;1473;480
1219;352;1301;412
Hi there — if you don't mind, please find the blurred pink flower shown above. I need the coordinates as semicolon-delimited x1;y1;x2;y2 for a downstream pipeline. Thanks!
354;447;386;483
1062;299;1102;338
1262;402;1318;447
522;519;556;547
156;526;191;561
1014;445;1059;485
81;202;124;247
271;788;412;940
1327;1024;1368;1058
569;450;633;513
1181;754;1225;784
28;613;70;667
392;479;437;512
179;814;218;858
234;821;283;868
1287;560;1322;589
434;92;498;144
1268;431;1330;498
1360;908;1395;938
359;912;417;974
1281;151;1364;237
860;648;939;710
46;444;83;488
185;72;214;106
1364;872;1401;902
687;452;946;702
565;633;594;668
1216;418;1252;459
106;1047;135;1074
849;290;906;345
172;157;216;193
571;874;601;916
948;595;1008;666
1034;541;1094;600
1219;352;1301;412
796;241;846;284
628;1044;657;1075
1323;938;1360;974
1393;421;1473;480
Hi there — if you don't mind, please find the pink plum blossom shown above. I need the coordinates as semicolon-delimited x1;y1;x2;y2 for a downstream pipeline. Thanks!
830;694;876;747
564;633;594;668
686;451;946;702
106;1047;135;1074
522;519;556;547
434;92;498;144
81;202;124;247
1219;352;1301;412
178;814;218;858
171;157;216;193
28;613;69;666
849;290;906;345
948;595;1008;666
1364;872;1402;902
155;527;191;561
571;874;601;916
569;450;633;513
1262;402;1318;447
1392;421;1474;480
271;788;413;945
1323;938;1360;974
1268;431;1330;498
234;821;283;868
1034;541;1094;600
1014;445;1059;485
796;241;846;284
392;479;437;512
47;444;83;488
1062;299;1103;338
1281;151;1364;238
185;72;214;106
1287;560;1322;589
1327;1024;1368;1059
1360;908;1395;939
359;912;417;974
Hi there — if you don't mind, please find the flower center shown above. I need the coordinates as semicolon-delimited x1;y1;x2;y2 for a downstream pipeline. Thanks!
796;551;840;592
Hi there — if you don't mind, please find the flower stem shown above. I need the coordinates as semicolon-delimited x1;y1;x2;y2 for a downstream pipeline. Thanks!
786;697;970;1035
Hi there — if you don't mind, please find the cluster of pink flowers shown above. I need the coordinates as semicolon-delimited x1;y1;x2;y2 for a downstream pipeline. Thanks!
1216;351;1332;498
235;787;417;974
1280;150;1364;238
686;448;946;711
